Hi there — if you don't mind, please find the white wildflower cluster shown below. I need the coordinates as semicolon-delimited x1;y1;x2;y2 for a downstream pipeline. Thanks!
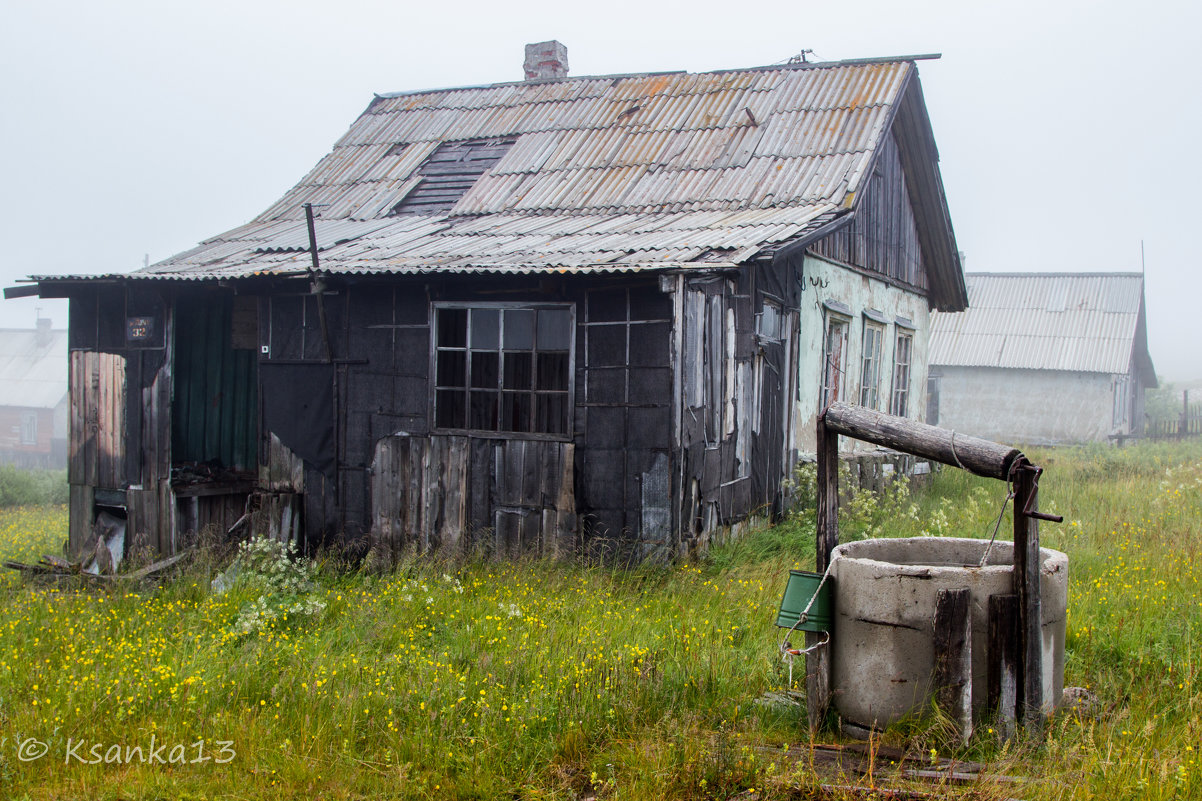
441;573;466;594
224;535;326;639
397;573;464;604
232;595;327;637
502;602;523;618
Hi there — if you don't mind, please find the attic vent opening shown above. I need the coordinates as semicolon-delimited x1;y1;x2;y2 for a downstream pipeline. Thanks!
389;137;516;216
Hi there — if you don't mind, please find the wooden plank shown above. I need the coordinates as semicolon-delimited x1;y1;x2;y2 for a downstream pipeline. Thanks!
68;484;94;560
1012;461;1044;732
988;593;1019;741
94;355;126;489
807;416;839;731
815;419;838;570
68;351;85;483
468;437;492;544
97;351;111;486
804;631;830;733
84;351;99;488
933;587;973;741
161;480;176;556
823;402;1021;480
555;442;577;556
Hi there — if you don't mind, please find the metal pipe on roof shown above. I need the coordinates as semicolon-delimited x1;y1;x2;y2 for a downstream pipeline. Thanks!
304;202;334;364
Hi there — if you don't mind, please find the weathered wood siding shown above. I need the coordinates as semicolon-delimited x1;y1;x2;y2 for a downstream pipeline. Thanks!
809;131;928;292
674;269;793;553
371;434;574;556
67;350;127;554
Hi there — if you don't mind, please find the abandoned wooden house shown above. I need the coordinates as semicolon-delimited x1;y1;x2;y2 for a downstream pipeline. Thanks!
7;43;967;561
928;272;1156;445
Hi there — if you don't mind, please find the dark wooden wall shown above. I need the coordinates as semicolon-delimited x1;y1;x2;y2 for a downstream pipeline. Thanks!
577;284;674;561
59;263;800;563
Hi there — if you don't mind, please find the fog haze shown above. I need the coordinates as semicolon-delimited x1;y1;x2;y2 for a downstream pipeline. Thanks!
2;0;1198;380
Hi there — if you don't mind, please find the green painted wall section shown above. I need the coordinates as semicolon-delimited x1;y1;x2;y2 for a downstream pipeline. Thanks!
172;296;258;470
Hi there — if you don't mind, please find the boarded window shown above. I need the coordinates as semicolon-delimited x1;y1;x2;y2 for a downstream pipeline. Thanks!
821;314;849;409
390;138;516;216
860;321;884;409
434;304;573;436
890;329;913;417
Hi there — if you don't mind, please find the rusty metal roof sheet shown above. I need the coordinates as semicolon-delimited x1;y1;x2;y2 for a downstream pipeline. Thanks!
65;57;929;281
930;273;1152;376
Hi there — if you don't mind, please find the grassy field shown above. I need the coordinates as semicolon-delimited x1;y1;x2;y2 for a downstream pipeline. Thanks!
0;440;1199;799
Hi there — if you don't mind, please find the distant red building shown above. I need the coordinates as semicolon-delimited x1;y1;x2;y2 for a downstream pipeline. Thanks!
0;320;67;469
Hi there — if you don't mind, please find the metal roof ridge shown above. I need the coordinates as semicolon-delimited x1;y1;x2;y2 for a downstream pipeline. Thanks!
373;55;932;100
966;271;1144;278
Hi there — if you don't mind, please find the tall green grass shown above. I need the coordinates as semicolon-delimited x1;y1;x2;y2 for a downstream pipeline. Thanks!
0;440;1198;799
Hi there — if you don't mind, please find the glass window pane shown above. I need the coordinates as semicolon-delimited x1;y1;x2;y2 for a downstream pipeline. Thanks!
504;351;533;390
469;308;499;349
536;393;569;435
501;392;533;433
437;308;466;348
536;308;572;350
436;389;466;428
470;352;499;389
536;352;570;391
503;309;534;350
469;391;498;430
436;349;466;387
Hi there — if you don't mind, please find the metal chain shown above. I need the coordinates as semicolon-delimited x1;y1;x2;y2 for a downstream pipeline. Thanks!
979;459;1020;567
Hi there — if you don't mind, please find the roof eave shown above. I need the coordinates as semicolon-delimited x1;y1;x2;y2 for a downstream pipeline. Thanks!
890;71;967;312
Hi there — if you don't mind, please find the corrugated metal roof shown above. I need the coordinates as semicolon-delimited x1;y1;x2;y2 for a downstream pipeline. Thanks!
15;57;952;288
929;273;1150;375
100;58;916;281
0;328;68;409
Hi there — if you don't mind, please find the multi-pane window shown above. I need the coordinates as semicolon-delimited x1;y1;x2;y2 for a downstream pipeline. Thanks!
19;413;37;445
860;322;884;408
821;315;849;409
890;329;913;417
1112;374;1132;430
433;304;573;436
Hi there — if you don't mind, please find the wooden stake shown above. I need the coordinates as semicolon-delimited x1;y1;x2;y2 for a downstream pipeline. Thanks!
933;587;972;741
807;417;839;730
1012;461;1044;731
988;593;1019;740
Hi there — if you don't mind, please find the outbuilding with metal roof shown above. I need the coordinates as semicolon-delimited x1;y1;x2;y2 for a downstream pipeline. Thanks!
928;272;1156;445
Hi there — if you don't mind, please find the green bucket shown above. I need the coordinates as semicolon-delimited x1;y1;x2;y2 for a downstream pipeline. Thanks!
775;570;833;632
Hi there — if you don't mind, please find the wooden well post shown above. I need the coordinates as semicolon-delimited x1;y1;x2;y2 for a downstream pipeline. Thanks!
808;402;1060;736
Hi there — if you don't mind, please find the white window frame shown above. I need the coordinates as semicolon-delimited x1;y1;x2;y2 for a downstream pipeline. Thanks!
821;313;850;409
890;328;914;417
860;320;884;409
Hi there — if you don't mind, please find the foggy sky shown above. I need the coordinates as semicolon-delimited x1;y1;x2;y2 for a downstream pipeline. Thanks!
2;0;1199;380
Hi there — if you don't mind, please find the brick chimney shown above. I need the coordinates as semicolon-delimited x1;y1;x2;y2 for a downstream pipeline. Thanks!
524;41;568;80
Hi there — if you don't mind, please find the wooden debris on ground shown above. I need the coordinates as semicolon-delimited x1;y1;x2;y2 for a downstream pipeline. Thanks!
4;550;191;585
754;742;1026;799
